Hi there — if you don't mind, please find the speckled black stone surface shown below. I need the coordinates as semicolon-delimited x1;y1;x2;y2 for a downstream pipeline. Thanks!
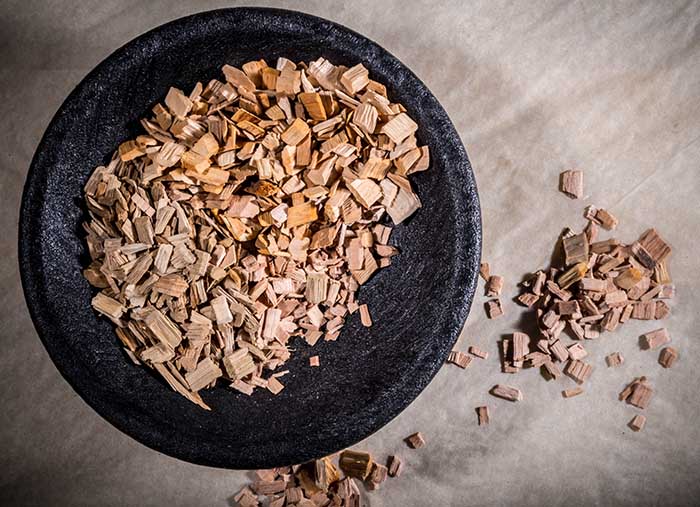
19;7;481;469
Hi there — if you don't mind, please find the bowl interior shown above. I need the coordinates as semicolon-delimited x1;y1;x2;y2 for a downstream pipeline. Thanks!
19;7;480;468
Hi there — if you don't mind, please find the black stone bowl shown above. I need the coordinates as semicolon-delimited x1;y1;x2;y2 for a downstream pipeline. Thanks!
19;7;480;469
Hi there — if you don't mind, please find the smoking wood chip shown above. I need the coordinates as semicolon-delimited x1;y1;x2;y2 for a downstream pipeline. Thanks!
309;355;320;367
629;414;646;432
562;387;584;398
359;304;372;327
490;384;522;402
253;479;287;496
605;352;624;367
387;455;403;478
405;432;426;449
596;208;618;230
469;346;489;360
549;340;569;362
447;350;472;369
658;346;678;368
347;178;382;208
655;300;670;320
298;92;327;120
565;359;592;384
381;112;418;144
305;272;328;305
558;262;588;289
512;332;529;362
353;102;378;135
476;406;490;425
339;450;373;479
485;299;504;319
632;301;656;320
144;309;183;349
560;170;583;199
164;87;193;117
486;275;504;297
641;328;670;349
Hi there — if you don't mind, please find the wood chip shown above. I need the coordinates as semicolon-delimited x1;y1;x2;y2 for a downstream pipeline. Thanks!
620;377;653;409
339;450;373;479
359;304;372;327
479;262;490;281
468;346;488;360
490;384;522;402
658;346;678;368
485;299;504;319
405;432;426;449
447;350;472;369
476;406;490;425
560;170;583;199
605;352;624;367
565;359;593;384
486;275;504;297
309;355;320;367
562;387;584;398
629;414;646;432
387;455;403;477
642;328;670;349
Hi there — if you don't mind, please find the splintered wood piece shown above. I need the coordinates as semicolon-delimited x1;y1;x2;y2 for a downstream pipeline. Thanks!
562;387;584;398
642;328;670;349
490;384;522;402
447;350;472;369
405;432;426;449
359;304;372;327
629;414;646;432
339;450;373;479
560;170;583;199
563;233;589;265
485;299;504;319
476;406;490;426
387;455;403;477
469;346;488;360
486;275;504;297
565;359;592;384
658;346;678;368
605;352;624;367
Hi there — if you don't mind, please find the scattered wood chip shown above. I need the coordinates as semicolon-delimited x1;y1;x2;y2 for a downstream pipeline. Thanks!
486;275;504;297
560;170;583;199
629;414;646;432
468;346;488;360
642;328;670;349
405;432;426;449
620;377;653;409
490;384;522;402
339;450;373;479
359;304;372;327
485;299;504;319
309;355;320;367
479;262;490;281
605;352;624;367
447;350;472;369
387;455;403;477
562;387;584;398
476;406;490;425
658;346;678;368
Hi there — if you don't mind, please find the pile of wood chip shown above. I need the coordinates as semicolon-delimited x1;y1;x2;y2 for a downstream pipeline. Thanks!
234;447;409;506
83;57;429;408
505;224;674;392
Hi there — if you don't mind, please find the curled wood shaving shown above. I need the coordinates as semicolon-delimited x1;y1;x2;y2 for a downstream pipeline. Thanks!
83;57;429;407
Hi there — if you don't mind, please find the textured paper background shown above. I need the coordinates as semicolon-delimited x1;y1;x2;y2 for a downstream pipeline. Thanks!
1;1;699;505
